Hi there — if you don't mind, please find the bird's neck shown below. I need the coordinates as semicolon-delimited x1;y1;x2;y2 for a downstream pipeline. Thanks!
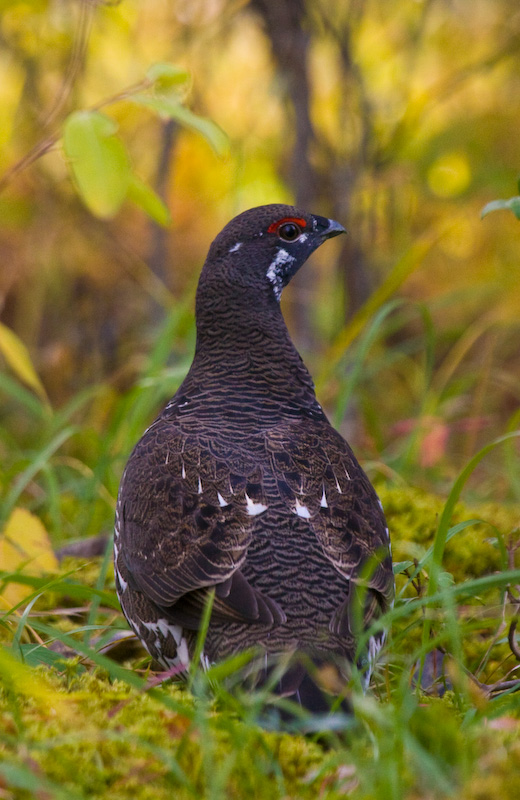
179;289;319;415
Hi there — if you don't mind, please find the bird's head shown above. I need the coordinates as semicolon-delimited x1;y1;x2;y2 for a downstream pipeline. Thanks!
201;204;346;303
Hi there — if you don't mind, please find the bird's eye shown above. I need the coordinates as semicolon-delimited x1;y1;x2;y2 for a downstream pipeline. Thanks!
278;222;302;242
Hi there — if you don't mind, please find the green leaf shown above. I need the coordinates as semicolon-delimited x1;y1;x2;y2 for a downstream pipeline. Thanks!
0;570;120;618
0;371;47;418
127;174;172;227
0;642;72;715
393;560;415;575
130;94;229;155
17;642;86;671
481;196;520;220
146;62;190;91
0;763;86;800
398;519;483;596
63;110;131;218
1;426;78;528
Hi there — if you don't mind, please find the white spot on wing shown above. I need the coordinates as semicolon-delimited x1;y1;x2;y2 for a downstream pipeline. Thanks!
130;617;193;671
114;507;121;539
363;634;385;690
245;493;267;516
386;528;392;558
115;566;128;592
181;461;186;479
140;618;171;637
157;618;174;638
229;242;242;253
177;637;190;667
293;497;311;519
217;491;229;507
198;477;203;494
320;486;328;508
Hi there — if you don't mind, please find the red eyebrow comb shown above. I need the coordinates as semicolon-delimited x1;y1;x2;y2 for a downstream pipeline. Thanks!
267;217;307;233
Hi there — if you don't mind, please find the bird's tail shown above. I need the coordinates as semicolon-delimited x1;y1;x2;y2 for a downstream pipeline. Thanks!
277;660;351;716
241;651;352;726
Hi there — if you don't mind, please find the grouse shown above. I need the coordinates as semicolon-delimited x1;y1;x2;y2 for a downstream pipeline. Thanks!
114;204;394;713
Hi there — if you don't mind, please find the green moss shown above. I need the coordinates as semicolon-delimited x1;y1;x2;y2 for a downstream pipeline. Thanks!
378;484;520;583
466;730;520;800
377;485;520;684
0;668;330;800
1;484;520;799
59;556;115;589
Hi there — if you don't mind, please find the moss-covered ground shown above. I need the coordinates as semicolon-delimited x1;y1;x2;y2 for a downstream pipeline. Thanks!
1;484;519;799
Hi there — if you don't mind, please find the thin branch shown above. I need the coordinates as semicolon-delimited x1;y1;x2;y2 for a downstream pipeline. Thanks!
0;79;151;195
0;138;58;193
41;0;94;129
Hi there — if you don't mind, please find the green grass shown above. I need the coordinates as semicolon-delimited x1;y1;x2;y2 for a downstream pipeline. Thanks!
1;303;520;799
1;530;519;800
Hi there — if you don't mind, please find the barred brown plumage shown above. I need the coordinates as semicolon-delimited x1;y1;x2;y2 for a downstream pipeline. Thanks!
114;204;394;714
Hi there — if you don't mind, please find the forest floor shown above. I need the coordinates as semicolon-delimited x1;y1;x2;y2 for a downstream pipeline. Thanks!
1;484;519;799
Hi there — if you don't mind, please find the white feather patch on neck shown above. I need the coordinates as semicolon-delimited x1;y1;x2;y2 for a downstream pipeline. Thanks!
266;248;295;301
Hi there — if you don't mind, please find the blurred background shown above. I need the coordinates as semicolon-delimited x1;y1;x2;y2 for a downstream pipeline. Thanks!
1;0;520;545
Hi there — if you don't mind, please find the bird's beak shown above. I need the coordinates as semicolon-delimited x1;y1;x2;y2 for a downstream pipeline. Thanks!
323;218;347;239
313;214;347;240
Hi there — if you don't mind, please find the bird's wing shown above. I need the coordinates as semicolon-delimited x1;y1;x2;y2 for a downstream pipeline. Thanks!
265;420;394;635
117;419;285;628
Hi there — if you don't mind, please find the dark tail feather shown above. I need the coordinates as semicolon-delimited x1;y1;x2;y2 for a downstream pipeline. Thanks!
245;654;352;728
277;660;351;715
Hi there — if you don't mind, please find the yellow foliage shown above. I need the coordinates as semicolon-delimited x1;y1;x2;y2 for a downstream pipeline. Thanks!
0;322;49;405
427;152;472;198
0;644;74;719
0;508;58;611
0;54;24;165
